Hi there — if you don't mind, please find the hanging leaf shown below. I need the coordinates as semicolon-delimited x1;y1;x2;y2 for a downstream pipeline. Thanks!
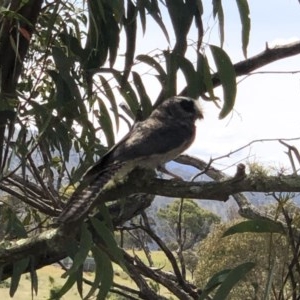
177;54;199;98
92;246;114;300
62;223;93;278
111;70;139;116
236;0;251;58
76;265;84;299
106;12;120;68
143;0;170;43
197;53;217;100
99;76;119;132
84;0;108;69
136;54;167;84
132;71;153;119
97;97;115;148
223;219;285;237
59;32;85;60
29;257;38;296
54;121;72;162
10;258;30;297
123;0;137;82
52;271;78;299
210;45;236;118
6;209;27;238
90;217;125;269
198;269;232;300
136;0;146;34
212;262;255;300
212;0;225;47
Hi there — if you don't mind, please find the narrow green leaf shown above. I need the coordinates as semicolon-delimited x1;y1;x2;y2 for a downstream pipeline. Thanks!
62;223;93;278
136;54;167;84
97;97;115;148
90;217;125;269
212;0;225;47
84;246;103;299
29;257;38;296
55;122;71;161
210;45;236;118
223;219;285;237
99;76;119;132
59;32;84;60
47;70;80;121
177;55;199;98
197;53;216;99
76;266;83;298
213;262;255;300
53;271;77;298
107;15;120;68
84;0;108;69
52;47;73;73
198;269;231;300
7;210;27;238
55;51;82;106
123;0;137;78
95;202;115;232
93;246;114;300
143;0;170;43
111;71;139;116
236;0;251;58
137;1;146;34
132;71;153;119
10;258;30;297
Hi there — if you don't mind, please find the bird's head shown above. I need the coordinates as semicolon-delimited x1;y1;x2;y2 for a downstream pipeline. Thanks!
155;96;203;122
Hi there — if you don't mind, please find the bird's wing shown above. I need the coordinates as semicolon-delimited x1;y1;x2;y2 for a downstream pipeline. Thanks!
82;118;194;181
105;118;195;163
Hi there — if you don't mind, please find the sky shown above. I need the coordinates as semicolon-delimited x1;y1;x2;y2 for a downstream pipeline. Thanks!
127;0;300;175
193;0;300;174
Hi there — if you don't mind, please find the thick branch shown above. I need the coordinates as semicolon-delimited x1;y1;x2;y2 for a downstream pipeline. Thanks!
101;170;300;203
233;41;300;76
1;170;300;279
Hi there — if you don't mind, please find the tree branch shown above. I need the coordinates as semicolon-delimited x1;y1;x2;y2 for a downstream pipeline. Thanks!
180;41;300;95
1;165;300;280
104;169;300;202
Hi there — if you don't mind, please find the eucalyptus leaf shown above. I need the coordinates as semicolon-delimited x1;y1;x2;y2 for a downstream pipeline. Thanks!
10;258;30;297
212;0;225;47
223;219;285;237
62;223;92;278
213;262;255;300
97;97;115;148
210;45;236;118
236;0;251;58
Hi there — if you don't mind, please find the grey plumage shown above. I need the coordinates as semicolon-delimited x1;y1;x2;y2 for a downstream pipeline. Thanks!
57;96;203;224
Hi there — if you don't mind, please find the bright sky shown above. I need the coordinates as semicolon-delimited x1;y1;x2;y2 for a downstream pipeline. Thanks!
115;1;300;175
190;0;300;174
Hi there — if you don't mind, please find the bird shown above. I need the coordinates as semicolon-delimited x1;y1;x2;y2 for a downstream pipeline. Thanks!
57;96;203;224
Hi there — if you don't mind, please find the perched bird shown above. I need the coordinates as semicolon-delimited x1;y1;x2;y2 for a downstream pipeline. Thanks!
58;96;203;224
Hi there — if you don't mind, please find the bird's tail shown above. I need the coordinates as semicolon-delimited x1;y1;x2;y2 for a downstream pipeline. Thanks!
57;162;125;224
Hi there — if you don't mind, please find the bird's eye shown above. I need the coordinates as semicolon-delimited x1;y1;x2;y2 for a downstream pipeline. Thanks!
180;99;195;113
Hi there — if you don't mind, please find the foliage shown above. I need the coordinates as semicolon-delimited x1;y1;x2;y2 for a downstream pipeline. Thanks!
158;199;220;250
195;206;299;299
182;250;198;279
